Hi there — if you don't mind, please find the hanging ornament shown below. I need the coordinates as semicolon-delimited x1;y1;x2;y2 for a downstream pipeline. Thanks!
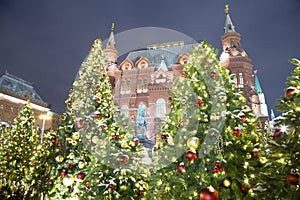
168;96;173;101
94;111;101;119
51;137;58;145
72;132;80;140
181;72;187;78
177;162;186;172
66;163;72;168
138;190;144;196
101;124;107;129
232;127;240;137
273;129;281;137
75;118;84;129
205;60;211;66
252;149;260;157
161;134;168;142
210;71;217;80
286;173;299;185
199;187;219;200
60;170;68;178
186;150;197;162
238;112;247;123
241;185;247;193
109;183;115;189
118;155;129;165
133;137;139;145
78;161;86;169
285;86;298;100
187;137;200;150
179;120;185;128
63;175;75;186
195;97;205;107
223;179;231;187
114;134;120;140
55;155;64;163
76;172;86;182
213;161;224;174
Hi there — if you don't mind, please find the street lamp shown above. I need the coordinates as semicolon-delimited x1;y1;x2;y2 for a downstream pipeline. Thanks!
39;112;51;143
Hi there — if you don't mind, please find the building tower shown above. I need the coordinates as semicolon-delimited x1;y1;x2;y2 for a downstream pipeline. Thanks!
220;4;267;120
104;23;119;89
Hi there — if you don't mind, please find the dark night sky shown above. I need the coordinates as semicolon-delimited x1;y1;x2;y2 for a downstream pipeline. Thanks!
0;0;300;115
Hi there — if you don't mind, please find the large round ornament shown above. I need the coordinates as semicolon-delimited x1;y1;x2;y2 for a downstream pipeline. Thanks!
63;175;75;186
286;173;299;185
285;86;298;99
186;150;197;162
118;155;129;165
199;187;219;200
187;137;200;150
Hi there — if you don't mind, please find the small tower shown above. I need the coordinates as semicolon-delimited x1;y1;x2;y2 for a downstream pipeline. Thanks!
254;70;269;122
104;23;119;88
220;4;262;116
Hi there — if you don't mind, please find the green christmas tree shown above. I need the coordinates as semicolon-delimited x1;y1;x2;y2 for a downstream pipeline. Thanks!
0;101;53;199
150;42;264;200
257;58;300;199
48;37;149;199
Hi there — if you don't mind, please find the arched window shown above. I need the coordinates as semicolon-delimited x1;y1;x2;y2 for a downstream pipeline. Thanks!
137;79;142;93
238;73;244;88
143;79;148;92
121;80;126;94
126;80;131;93
156;98;166;117
121;105;129;118
233;74;238;87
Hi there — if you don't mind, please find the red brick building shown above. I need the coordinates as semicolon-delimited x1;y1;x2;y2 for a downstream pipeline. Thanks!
105;5;269;141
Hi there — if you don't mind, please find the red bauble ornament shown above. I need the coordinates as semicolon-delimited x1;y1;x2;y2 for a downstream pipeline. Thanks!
238;113;247;123
66;163;72;168
179;120;185;128
76;172;86;181
168;96;173;101
285;86;297;99
45;178;51;183
118;155;129;165
233;128;240;137
94;111;101;119
205;60;211;66
96;84;100;89
161;134;168;142
51;138;58;145
186;150;197;162
241;185;247;193
274;129;281;137
60;170;68;178
181;72;187;78
215;161;221;168
210;71;217;80
177;163;186;172
252;151;260;157
101;124;107;129
138;190;144;196
133;138;139;145
85;182;90;189
109;183;115;189
213;167;219;173
75;119;84;129
199;188;219;200
195;97;204;107
90;45;94;49
286;173;299;185
114;134;120;140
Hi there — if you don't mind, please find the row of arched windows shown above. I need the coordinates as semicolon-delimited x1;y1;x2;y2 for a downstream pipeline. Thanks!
137;79;148;93
233;73;244;88
120;98;166;118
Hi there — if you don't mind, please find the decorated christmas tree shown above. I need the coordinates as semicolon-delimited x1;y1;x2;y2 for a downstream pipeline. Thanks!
48;37;149;199
0;101;53;199
150;42;264;199
257;58;300;199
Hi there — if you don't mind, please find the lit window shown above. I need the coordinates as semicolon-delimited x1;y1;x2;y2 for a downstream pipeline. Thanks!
143;79;148;92
156;98;166;117
230;41;235;47
121;105;129;118
11;107;14;113
126;80;131;93
238;73;244;88
137;79;142;93
0;105;3;111
121;80;126;94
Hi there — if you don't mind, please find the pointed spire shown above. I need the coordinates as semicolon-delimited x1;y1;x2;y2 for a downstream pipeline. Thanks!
270;109;275;120
254;70;263;94
106;22;116;49
158;54;168;72
224;4;236;33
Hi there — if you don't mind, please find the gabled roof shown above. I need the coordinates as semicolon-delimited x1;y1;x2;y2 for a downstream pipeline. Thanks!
125;43;197;69
0;71;45;103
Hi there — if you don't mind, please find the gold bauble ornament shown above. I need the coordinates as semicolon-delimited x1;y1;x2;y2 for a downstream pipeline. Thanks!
187;137;200;150
92;135;101;145
55;155;64;163
223;179;231;187
78;161;86;169
72;132;80;140
63;175;75;186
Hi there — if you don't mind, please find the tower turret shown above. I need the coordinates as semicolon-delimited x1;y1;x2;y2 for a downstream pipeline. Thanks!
104;23;119;89
220;4;262;117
